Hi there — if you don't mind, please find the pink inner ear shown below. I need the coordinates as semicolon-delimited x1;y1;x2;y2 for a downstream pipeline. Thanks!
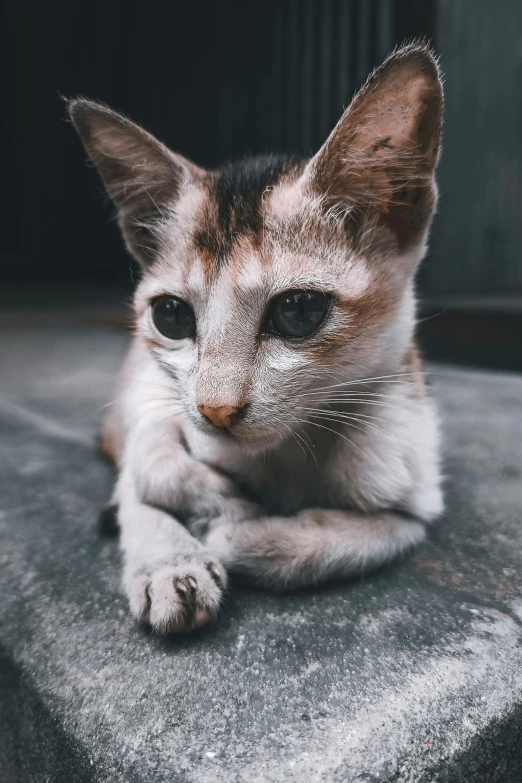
70;99;208;266
307;47;442;218
69;100;205;211
358;76;429;152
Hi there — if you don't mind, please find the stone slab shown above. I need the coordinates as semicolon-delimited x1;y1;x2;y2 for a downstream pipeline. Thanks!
1;322;522;782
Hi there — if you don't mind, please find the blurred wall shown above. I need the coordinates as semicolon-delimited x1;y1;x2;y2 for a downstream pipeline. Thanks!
3;0;521;299
427;0;522;297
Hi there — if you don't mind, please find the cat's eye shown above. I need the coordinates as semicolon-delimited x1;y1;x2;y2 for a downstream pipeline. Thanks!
265;290;330;338
152;296;196;340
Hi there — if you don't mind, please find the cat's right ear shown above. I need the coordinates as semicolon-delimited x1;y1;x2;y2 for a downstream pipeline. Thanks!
301;43;443;250
67;99;203;266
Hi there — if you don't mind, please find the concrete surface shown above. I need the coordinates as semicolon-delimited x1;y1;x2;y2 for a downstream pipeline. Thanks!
1;320;522;782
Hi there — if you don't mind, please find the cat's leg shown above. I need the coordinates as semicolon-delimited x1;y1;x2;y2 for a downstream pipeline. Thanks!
204;509;426;589
116;424;258;631
117;466;227;632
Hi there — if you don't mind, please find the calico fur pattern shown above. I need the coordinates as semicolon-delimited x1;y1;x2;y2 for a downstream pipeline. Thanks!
70;42;444;632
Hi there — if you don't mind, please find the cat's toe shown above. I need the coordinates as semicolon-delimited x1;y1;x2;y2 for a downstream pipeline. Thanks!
205;559;227;588
125;557;226;633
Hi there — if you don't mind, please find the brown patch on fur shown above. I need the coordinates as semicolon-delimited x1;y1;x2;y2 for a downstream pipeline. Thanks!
309;43;442;250
302;286;398;360
193;157;304;279
99;412;123;467
401;340;426;400
142;334;164;352
310;511;330;528
193;195;222;280
380;179;437;248
342;286;397;328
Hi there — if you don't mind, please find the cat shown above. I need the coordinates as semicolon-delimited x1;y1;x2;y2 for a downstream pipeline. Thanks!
68;42;444;633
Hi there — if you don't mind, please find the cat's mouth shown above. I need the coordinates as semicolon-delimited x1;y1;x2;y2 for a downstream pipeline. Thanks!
194;415;282;453
194;416;242;445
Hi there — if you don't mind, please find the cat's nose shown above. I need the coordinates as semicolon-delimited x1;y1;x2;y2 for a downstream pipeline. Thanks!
197;403;246;429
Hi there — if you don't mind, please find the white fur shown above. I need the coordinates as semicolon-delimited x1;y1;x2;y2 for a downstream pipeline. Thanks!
109;217;444;629
72;44;444;631
111;257;443;621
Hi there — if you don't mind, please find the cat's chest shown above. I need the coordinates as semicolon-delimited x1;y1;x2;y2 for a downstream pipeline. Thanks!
190;431;355;514
244;462;339;514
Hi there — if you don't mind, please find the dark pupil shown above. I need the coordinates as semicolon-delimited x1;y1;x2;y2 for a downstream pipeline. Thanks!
152;296;195;339
270;291;328;337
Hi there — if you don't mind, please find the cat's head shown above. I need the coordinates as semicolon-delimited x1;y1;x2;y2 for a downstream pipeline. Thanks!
69;43;442;452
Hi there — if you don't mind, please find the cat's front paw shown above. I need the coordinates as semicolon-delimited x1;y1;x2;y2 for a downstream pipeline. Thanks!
124;555;227;633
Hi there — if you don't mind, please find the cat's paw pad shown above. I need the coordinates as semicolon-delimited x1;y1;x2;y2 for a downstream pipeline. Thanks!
125;556;227;633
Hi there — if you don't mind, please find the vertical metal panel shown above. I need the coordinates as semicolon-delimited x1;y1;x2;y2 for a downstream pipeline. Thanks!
427;0;522;295
301;0;316;153
319;0;335;142
271;2;285;152
267;0;394;156
337;0;353;112
356;0;371;87
284;0;299;151
376;0;393;64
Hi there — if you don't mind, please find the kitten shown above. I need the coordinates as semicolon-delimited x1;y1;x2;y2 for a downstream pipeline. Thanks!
69;43;444;633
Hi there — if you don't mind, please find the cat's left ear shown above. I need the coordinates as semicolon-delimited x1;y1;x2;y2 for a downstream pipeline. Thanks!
303;42;443;248
68;99;204;266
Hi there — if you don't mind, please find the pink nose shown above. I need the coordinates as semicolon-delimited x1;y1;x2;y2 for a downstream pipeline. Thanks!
197;404;244;429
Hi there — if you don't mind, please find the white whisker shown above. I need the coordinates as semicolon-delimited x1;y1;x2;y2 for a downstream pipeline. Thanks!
294;372;425;399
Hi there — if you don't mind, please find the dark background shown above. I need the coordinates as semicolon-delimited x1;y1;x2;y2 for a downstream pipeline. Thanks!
2;0;522;368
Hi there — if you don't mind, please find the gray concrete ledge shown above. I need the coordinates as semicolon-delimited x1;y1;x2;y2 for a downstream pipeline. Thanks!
1;324;522;782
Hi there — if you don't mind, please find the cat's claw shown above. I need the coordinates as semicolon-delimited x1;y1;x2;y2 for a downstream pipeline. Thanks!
125;555;227;633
